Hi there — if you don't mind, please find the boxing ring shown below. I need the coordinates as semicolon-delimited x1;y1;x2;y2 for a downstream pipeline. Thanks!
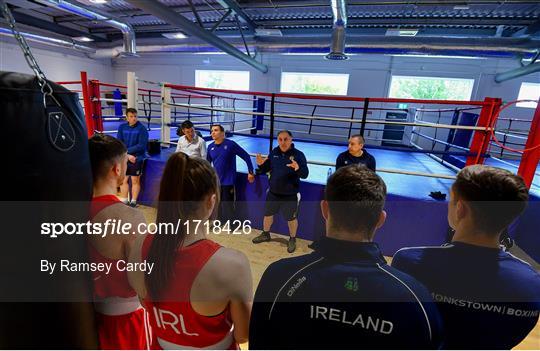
59;72;540;261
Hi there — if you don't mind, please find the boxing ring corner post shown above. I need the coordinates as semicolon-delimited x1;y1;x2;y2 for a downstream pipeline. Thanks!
89;78;104;132
79;71;94;138
161;83;172;147
466;97;502;167
518;102;540;189
127;71;138;110
269;93;276;154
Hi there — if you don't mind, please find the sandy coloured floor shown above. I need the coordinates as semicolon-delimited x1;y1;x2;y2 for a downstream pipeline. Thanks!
139;206;539;350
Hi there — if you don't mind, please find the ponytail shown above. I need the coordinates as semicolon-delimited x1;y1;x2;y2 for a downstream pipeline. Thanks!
146;152;219;300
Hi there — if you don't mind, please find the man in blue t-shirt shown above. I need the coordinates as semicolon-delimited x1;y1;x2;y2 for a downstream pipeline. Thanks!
249;165;442;349
117;108;148;207
207;124;254;222
335;134;376;171
252;130;309;253
392;165;540;349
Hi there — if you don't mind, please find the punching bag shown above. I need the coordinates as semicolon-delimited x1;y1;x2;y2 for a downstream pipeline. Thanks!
0;72;98;348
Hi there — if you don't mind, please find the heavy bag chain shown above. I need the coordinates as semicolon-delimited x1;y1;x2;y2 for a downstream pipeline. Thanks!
0;0;61;108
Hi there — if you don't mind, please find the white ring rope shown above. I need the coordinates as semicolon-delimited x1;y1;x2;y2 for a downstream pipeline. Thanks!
94;100;493;131
246;152;455;180
157;141;455;180
165;102;492;131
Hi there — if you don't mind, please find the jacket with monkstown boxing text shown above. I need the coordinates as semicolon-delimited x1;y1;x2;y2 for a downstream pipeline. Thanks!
392;242;540;349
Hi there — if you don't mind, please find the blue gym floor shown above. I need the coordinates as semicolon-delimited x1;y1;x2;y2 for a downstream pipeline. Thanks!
134;126;539;261
141;134;456;200
221;134;456;200
103;120;540;197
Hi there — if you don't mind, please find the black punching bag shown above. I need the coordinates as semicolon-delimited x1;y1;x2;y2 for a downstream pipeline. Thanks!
0;72;98;348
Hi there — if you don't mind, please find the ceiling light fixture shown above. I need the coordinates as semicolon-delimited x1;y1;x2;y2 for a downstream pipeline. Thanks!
390;54;484;60
162;32;188;39
283;52;357;57
73;36;94;42
385;28;419;37
255;28;283;37
89;0;108;4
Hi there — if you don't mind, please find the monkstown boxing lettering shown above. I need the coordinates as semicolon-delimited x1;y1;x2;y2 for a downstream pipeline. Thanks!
432;293;505;314
506;308;539;318
153;307;199;336
309;305;394;335
432;293;539;317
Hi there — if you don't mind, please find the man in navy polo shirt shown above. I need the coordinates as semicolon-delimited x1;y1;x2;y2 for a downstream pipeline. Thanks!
392;165;540;349
117;108;148;207
336;134;376;171
249;164;442;349
252;130;309;253
207;124;254;221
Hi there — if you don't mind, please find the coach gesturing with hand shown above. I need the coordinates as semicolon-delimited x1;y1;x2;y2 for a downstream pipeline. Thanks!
252;130;309;253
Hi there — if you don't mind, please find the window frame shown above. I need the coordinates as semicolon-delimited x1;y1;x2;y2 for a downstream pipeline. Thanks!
516;82;540;109
194;69;250;91
280;71;350;96
388;75;476;101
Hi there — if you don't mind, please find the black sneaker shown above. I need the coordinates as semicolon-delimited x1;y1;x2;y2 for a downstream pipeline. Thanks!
252;231;271;244
287;237;296;253
129;201;138;208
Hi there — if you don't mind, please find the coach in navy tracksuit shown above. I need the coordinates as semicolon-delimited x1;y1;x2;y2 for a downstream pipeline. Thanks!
249;165;442;349
335;134;376;171
392;165;540;349
252;130;308;253
117;107;148;207
207;124;254;221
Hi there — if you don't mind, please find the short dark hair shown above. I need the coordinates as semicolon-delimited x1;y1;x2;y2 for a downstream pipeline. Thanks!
181;120;194;130
325;164;386;235
126;108;137;115
350;134;365;144
88;134;127;181
452;165;529;234
211;124;224;132
278;130;292;137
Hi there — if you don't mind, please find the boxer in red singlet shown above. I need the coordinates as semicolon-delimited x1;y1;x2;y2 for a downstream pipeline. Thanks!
128;152;253;350
88;134;150;350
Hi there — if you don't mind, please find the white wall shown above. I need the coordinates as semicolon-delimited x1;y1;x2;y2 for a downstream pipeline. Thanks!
6;39;534;156
0;39;113;82
111;51;539;155
2;38;535;119
112;51;539;113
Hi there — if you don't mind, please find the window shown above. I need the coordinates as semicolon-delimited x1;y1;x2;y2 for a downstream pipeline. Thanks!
280;72;349;95
195;70;250;91
517;82;540;108
389;75;475;100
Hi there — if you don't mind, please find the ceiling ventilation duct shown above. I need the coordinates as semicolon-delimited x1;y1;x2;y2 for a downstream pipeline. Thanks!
124;0;267;72
35;0;136;56
325;0;348;60
0;27;95;53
